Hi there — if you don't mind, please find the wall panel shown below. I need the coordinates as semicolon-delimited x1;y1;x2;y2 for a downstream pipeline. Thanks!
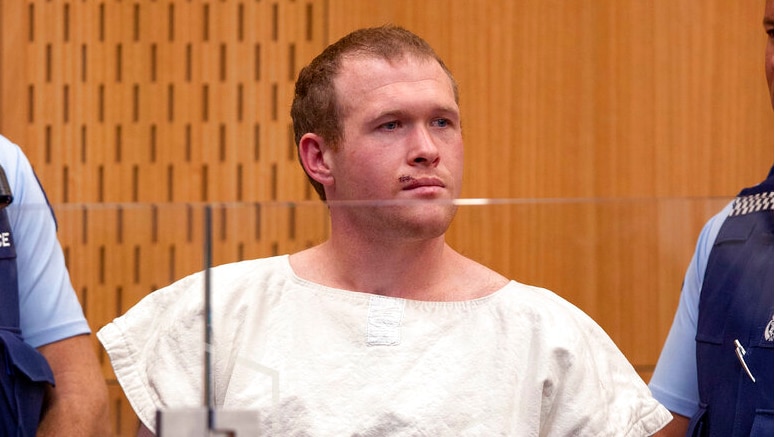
0;1;772;435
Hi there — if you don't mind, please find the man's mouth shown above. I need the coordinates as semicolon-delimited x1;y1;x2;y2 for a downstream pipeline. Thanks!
399;176;445;190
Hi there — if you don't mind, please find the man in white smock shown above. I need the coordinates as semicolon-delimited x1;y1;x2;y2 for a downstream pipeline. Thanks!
98;25;672;436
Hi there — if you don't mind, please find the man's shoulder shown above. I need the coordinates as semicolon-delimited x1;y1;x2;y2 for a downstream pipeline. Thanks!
105;255;294;333
149;255;293;303
205;255;294;293
493;281;601;328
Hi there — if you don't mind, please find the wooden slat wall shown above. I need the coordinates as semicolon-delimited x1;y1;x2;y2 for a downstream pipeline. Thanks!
0;1;773;435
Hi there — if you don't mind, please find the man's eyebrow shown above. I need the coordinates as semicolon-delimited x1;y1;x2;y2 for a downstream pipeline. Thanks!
371;109;406;120
427;105;461;118
372;106;459;119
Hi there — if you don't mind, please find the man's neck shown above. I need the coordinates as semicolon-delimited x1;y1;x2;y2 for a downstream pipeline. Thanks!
290;236;507;301
321;232;454;298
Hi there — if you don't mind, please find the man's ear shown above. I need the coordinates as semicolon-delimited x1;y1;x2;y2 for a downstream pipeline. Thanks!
298;133;334;187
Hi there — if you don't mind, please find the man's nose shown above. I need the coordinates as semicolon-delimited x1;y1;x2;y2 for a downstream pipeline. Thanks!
408;126;440;167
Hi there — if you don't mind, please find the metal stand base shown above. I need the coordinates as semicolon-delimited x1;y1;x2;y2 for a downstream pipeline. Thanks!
156;408;261;436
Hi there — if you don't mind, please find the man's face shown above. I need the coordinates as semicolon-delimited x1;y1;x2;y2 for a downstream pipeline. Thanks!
326;55;463;240
766;0;774;106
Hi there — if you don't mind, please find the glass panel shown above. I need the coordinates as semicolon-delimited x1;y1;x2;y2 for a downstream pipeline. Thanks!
35;196;729;433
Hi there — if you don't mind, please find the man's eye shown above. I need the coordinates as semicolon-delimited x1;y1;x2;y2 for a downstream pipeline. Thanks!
382;121;399;130
432;119;450;128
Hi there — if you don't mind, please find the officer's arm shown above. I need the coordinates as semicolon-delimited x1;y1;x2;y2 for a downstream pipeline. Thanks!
35;334;110;437
651;412;690;437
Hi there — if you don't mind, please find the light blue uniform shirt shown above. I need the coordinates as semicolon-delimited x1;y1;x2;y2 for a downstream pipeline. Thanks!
648;202;733;417
0;135;90;348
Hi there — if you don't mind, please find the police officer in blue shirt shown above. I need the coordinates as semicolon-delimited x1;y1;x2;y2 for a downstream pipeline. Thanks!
0;135;108;436
649;1;775;436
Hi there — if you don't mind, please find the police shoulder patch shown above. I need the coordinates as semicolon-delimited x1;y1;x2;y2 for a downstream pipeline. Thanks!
765;315;774;342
